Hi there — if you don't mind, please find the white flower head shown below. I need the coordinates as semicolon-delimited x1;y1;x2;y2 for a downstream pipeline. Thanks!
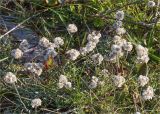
31;98;42;108
24;63;43;76
4;72;17;84
142;86;154;100
85;42;97;52
138;75;149;87
148;1;156;7
91;53;104;65
111;44;122;55
115;10;124;20
116;39;127;47
112;75;125;87
67;24;78;33
137;55;150;63
87;34;99;44
113;35;122;43
136;45;148;57
39;37;50;48
58;75;72;89
89;76;98;89
116;27;126;35
53;37;64;48
11;48;23;59
19;39;29;52
136;45;149;63
66;49;80;61
123;42;133;52
87;31;101;43
59;75;68;84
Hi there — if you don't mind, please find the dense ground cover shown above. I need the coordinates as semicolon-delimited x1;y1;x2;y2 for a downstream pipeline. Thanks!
0;0;160;113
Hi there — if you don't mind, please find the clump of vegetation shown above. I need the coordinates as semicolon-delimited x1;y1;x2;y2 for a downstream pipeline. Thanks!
0;0;159;113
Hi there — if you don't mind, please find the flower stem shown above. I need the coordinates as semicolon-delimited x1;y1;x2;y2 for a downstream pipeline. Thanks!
13;83;29;112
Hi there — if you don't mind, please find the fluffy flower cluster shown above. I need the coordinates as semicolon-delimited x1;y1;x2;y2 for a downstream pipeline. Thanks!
114;11;126;35
58;75;72;89
4;72;17;84
80;42;96;55
138;75;149;87
113;10;125;32
11;39;31;60
147;1;156;7
66;30;101;59
108;11;133;62
39;37;64;61
10;36;64;78
89;76;99;89
115;10;124;21
112;75;125;87
67;24;78;33
111;44;123;55
39;37;50;48
123;41;133;52
87;31;101;43
116;27;126;35
53;37;64;48
80;31;101;55
31;98;42;108
91;53;104;65
142;86;154;100
11;48;23;59
108;38;133;62
66;49;80;61
24;63;43;76
65;30;101;61
137;73;153;100
39;37;64;49
136;45;149;63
